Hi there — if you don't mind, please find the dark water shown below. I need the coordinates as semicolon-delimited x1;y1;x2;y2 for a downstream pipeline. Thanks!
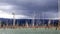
0;18;59;26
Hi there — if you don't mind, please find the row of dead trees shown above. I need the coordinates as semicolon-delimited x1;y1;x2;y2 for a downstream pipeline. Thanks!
0;20;60;29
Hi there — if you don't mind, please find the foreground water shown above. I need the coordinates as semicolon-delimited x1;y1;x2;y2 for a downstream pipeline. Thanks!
0;28;60;34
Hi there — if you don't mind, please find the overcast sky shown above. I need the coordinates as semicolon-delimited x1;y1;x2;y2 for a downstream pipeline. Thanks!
0;0;58;19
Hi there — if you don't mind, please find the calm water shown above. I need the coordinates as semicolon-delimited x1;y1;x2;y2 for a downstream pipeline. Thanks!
0;28;60;34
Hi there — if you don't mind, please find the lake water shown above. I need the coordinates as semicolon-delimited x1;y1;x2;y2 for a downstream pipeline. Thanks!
0;28;60;34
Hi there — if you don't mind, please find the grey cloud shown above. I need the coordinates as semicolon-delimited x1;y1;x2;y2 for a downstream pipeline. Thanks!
0;0;58;19
0;0;57;10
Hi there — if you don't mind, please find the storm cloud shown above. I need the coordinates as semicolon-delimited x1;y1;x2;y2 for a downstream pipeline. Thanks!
0;0;58;19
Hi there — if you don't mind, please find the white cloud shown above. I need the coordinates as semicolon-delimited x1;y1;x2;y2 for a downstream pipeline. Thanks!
0;10;30;19
0;10;12;18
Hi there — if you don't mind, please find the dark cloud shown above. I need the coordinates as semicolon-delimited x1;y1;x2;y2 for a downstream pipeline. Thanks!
0;0;58;19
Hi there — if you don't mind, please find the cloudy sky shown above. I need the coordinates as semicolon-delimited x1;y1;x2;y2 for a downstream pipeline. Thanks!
0;0;58;19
